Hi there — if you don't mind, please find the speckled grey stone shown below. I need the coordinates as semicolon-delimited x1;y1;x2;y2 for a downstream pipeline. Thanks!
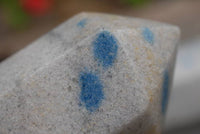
0;12;180;134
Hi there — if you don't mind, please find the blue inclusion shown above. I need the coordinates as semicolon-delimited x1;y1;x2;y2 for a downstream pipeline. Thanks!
79;71;104;112
142;27;154;45
77;18;87;28
162;70;170;114
93;31;118;68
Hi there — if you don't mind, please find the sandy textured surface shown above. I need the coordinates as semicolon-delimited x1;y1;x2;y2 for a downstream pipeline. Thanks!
0;12;180;134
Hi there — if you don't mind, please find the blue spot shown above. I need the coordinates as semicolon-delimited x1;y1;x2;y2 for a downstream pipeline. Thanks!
162;70;170;114
79;71;104;112
93;31;118;68
142;27;154;45
77;18;87;28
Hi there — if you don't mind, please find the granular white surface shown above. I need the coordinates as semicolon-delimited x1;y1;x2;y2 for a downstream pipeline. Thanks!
0;12;180;134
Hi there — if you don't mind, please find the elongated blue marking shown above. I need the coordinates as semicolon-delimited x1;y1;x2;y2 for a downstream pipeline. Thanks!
77;18;87;28
93;31;118;68
142;27;154;45
79;71;104;112
162;70;170;114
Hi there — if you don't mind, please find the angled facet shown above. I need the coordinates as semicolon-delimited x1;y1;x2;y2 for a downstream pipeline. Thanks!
0;12;180;134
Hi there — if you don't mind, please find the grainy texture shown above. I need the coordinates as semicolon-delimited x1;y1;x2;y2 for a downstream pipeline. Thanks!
0;12;180;134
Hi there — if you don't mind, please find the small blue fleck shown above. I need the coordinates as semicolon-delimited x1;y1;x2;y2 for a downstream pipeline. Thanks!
142;27;154;45
79;71;104;112
162;70;170;114
93;31;118;68
77;18;87;28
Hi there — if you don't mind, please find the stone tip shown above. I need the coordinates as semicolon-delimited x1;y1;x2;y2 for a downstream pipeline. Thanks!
0;12;180;134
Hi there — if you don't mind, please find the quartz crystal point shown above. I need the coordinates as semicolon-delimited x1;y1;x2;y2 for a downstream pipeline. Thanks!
0;12;180;134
